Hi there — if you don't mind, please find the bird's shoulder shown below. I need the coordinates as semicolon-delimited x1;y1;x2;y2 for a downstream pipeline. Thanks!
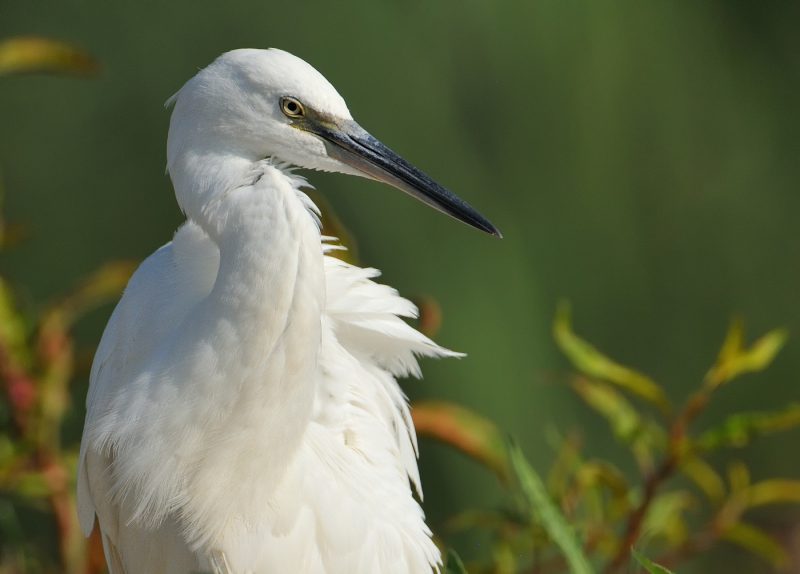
78;221;219;535
87;221;219;404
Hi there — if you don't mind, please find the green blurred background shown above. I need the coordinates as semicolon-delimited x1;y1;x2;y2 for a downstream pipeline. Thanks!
1;1;799;571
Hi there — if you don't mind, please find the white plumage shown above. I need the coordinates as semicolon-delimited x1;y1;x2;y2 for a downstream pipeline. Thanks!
77;48;498;573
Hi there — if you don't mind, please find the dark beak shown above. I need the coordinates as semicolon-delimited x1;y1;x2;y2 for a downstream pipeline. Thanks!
307;118;501;238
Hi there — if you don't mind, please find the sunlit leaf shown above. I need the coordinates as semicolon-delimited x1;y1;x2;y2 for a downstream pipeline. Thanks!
695;404;800;451
705;325;788;389
0;278;30;367
642;491;695;546
570;378;639;441
722;522;788;568
491;542;517;574
509;442;593;574
746;479;800;508
0;37;98;76
728;461;751;493
445;548;468;574
680;457;725;503
570;377;664;471
554;301;671;414
717;318;745;365
412;401;510;483
631;548;674;574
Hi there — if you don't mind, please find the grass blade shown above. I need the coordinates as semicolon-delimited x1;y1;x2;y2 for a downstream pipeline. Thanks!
509;442;593;574
631;548;673;574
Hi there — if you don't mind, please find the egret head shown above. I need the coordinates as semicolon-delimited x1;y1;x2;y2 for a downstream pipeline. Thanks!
168;48;500;237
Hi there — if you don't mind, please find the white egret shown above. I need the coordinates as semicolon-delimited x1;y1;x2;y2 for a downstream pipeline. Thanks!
77;48;500;574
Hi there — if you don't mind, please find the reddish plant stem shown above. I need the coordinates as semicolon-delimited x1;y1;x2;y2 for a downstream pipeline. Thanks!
603;386;714;573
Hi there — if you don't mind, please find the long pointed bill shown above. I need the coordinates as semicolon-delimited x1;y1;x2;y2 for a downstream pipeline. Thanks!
309;119;501;237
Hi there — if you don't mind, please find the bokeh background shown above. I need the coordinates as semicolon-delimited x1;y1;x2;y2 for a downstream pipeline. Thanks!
2;1;799;571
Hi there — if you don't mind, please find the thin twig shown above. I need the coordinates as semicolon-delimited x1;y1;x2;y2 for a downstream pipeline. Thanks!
603;386;714;573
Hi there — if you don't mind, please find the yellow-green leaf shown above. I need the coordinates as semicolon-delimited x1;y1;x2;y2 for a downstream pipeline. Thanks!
696;404;800;451
680;457;725;503
0;37;98;76
722;522;788;568
717;318;745;365
412;401;510;483
705;326;788;389
631;548;674;574
12;471;51;499
491;542;517;574
0;278;30;367
642;491;695;546
728;461;751;493
746;479;800;508
570;377;664;471
554;302;670;414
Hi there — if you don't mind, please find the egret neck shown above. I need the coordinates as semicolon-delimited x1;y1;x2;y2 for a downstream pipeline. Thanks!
168;149;325;546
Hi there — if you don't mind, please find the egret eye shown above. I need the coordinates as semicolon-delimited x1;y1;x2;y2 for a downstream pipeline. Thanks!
280;97;305;118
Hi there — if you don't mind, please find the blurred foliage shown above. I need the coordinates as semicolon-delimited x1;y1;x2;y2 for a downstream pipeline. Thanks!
0;37;127;574
631;549;673;574
415;305;798;572
0;37;97;76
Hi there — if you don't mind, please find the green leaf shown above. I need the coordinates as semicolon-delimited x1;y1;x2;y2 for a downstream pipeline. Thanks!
509;442;593;574
554;301;671;414
717;318;745;364
722;522;788;568
642;491;695;546
0;37;98;76
680;457;725;503
0;434;15;467
695;404;800;451
13;471;51;499
412;401;510;483
706;324;788;388
746;479;800;508
570;377;664;471
728;461;751;493
492;542;517;574
631;548;674;574
0;278;31;367
444;548;468;574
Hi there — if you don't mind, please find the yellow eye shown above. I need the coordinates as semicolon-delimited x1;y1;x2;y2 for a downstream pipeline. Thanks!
280;97;305;118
